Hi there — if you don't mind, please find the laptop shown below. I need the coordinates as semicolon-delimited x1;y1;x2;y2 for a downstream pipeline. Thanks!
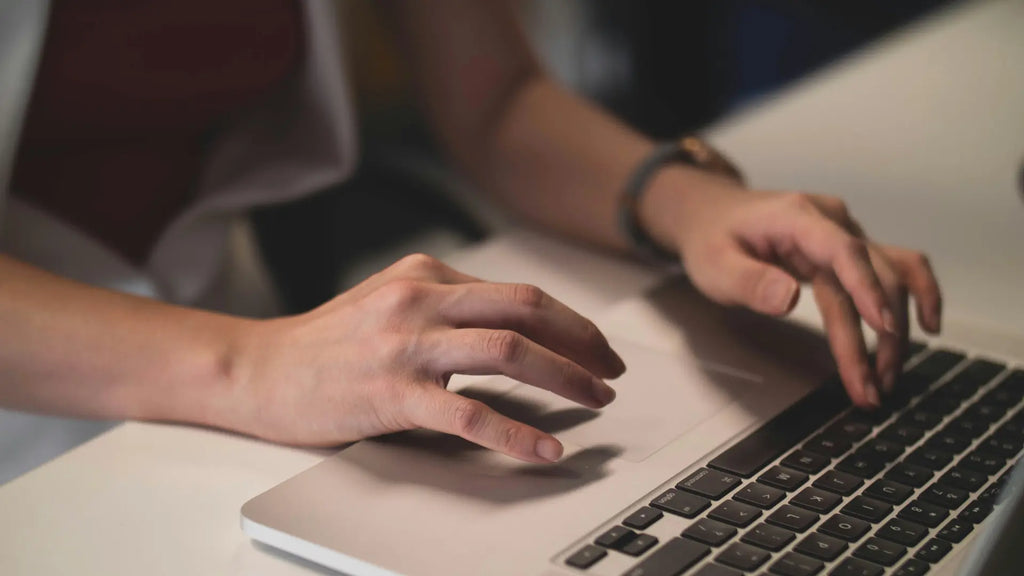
241;273;1024;576
241;1;1024;575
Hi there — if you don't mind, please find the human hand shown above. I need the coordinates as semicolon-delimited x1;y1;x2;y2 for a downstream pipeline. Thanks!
227;254;624;463
641;170;941;408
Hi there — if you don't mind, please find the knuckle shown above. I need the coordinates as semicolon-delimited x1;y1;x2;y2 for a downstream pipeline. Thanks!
782;191;815;212
396;253;443;278
910;251;932;271
509;283;547;310
452;399;485;437
375;280;427;311
581;320;605;349
842;235;869;259
500;425;521;453
486;330;526;364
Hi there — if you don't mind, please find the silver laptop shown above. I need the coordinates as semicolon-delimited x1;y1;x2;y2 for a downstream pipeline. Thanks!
241;276;1024;576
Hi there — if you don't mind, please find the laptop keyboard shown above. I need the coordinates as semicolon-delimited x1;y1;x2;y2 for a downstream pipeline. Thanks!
562;343;1024;576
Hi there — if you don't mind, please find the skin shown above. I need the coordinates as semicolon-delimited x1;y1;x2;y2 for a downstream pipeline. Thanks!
0;1;941;463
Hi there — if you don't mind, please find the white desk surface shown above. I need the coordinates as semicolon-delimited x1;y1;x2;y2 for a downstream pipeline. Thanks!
2;1;1023;574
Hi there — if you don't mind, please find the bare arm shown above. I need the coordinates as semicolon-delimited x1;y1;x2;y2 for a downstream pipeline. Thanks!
0;254;242;426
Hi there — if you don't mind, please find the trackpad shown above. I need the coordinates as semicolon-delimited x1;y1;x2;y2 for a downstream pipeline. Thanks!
474;338;759;463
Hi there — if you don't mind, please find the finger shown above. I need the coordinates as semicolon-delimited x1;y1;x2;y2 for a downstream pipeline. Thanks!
868;247;909;394
767;203;894;335
807;193;867;238
812;275;881;409
687;240;801;316
407;386;564;463
880;245;942;334
436;282;625;378
425;328;616;409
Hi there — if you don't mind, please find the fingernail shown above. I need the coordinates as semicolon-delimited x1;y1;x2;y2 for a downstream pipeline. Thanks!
593;379;616;406
864;381;882;408
762;276;797;314
535;437;563;462
881;309;897;334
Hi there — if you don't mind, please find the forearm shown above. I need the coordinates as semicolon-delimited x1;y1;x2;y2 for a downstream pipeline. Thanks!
0;254;247;427
461;75;739;254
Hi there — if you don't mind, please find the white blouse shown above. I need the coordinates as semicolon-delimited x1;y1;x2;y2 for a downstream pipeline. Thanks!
0;0;360;483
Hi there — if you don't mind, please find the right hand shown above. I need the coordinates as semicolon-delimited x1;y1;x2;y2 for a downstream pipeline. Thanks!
227;254;625;463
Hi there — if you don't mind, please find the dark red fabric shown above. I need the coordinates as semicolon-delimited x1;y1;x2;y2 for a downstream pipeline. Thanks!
12;0;305;264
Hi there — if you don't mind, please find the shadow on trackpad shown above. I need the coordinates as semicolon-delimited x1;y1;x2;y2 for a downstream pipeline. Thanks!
491;338;760;463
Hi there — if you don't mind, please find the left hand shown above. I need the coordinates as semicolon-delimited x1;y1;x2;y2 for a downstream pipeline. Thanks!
641;170;942;408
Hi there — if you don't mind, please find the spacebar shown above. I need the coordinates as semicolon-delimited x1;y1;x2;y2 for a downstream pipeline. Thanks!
707;381;850;477
622;538;709;576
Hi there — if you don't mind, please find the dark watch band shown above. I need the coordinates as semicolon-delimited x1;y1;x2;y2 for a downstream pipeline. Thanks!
619;137;744;265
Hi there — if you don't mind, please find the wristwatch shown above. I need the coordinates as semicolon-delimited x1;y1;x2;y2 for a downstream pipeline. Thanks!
619;136;743;264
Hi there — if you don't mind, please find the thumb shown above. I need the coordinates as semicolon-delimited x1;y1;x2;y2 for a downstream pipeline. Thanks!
693;246;800;316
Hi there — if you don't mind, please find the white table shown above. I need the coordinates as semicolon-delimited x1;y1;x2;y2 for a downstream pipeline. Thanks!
3;1;1024;573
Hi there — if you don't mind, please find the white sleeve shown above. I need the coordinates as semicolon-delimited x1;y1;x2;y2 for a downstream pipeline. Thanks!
0;0;49;234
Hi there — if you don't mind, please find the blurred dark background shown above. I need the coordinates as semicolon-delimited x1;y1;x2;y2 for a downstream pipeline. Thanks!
254;0;956;313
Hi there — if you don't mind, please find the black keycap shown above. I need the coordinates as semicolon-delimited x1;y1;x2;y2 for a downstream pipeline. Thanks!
963;403;1007;423
767;504;819;532
759;466;809;491
854;536;907;566
893;558;930;575
707;384;850;477
621;534;659;557
910;349;966;383
961;450;1006;475
946;416;990;439
944;358;1005;392
819;514;871;542
831;557;884;576
899;410;943;430
716;542;770;571
916;395;960;417
937;518;973;543
959;498;995;524
791;487;841;513
898;500;949;528
906;447;954;471
827;416;874;442
595;525;636;548
997;370;1024;394
814;470;864;495
880;423;925;446
885;463;933;488
782;450;830;474
734;482;786;509
920;482;969;509
981;434;1024;458
622;538;710;576
803;434;852;459
796;532;848;561
678;468;742;500
692;565;742;576
769;551;824;576
836;454;886;478
565;544;606;569
858;439;906;462
623;506;663;530
941;466;987;492
926;431;972;454
875;517;928;546
709;500;762;527
864;479;914;505
914;538;952;563
682;519;738;547
741;522;795;552
842;496;893;523
651;488;710;518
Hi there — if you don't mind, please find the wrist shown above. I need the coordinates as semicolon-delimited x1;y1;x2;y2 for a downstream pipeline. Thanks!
638;164;745;255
